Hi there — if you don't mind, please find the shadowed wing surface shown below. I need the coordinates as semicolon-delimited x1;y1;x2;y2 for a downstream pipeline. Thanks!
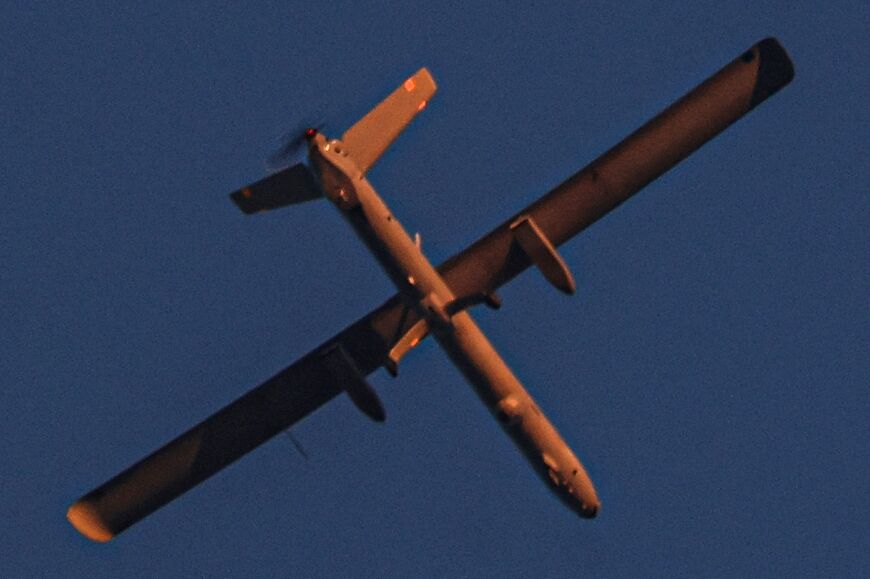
229;162;321;214
68;38;793;542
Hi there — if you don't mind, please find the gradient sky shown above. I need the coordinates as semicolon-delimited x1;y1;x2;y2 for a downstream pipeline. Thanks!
3;2;868;577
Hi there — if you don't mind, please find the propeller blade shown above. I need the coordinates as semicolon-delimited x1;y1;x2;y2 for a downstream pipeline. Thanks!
266;123;325;171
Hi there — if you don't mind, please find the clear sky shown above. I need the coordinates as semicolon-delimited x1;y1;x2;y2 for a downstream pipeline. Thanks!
3;2;868;577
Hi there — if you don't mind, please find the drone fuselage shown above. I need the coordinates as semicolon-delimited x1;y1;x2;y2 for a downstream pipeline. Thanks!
308;133;600;517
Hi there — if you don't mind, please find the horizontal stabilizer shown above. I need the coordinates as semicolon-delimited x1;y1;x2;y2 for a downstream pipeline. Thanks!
510;215;576;294
230;163;321;214
321;344;386;422
342;68;437;174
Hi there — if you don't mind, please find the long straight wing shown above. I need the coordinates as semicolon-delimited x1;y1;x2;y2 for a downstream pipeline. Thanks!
68;38;793;541
66;326;375;542
439;37;795;298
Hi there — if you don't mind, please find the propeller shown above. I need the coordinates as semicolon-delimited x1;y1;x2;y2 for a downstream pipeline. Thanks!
266;123;325;171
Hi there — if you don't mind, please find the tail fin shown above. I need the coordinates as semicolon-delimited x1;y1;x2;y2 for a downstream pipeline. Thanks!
341;68;437;175
230;163;321;214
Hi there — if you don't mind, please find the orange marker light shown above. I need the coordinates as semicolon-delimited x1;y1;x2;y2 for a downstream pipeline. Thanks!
242;188;252;198
404;78;416;92
417;100;427;111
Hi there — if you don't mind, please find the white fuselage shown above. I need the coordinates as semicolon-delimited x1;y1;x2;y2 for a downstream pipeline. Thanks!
308;134;599;517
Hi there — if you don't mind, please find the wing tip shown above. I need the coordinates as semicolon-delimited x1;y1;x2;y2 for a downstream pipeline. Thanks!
412;67;437;94
229;189;260;214
749;37;795;109
67;500;115;543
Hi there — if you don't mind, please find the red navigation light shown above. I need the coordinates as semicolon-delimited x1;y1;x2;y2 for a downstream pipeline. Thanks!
304;127;318;140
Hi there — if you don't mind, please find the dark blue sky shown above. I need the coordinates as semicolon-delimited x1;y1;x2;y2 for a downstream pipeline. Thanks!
3;2;868;577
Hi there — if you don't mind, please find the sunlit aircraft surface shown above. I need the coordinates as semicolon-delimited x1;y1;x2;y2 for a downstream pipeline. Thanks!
68;38;794;542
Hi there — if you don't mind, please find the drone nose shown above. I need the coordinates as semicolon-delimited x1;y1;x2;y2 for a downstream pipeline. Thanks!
579;502;599;519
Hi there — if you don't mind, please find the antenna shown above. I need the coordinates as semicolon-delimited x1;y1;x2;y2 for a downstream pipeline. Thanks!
283;430;309;460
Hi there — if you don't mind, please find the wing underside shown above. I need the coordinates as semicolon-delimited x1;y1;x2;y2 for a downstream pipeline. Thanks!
68;38;793;541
